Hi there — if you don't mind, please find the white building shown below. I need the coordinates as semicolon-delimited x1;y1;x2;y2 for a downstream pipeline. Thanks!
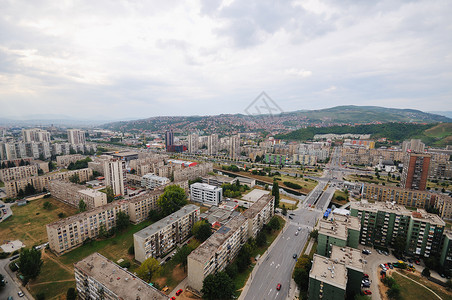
67;129;86;145
22;128;51;143
103;159;124;196
141;173;170;189
190;182;223;206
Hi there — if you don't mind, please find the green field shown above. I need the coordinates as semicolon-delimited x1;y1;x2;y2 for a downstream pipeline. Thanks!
393;271;452;300
0;197;78;248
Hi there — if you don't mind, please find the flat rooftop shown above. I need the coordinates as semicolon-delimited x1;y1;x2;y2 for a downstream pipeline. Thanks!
241;189;270;203
74;252;168;300
242;194;273;219
330;245;365;272
189;214;247;263
319;214;361;240
309;254;347;290
134;205;199;239
191;182;221;191
203;174;236;182
78;188;104;197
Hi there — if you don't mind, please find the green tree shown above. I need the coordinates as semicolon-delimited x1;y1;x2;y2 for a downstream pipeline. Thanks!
268;216;281;230
25;183;36;195
136;257;162;283
446;279;452;290
115;211;129;231
157;185;187;217
272;180;280;209
386;284;401;299
79;199;87;212
66;287;77;300
173;245;195;271
105;186;115;202
98;223;108;239
192;220;212;242
422;267;431;277
43;201;52;210
148;209;162;222
17;248;43;282
69;174;80;184
282;204;287;216
393;236;406;256
225;262;238;278
0;273;5;291
201;272;235;300
310;229;318;241
236;242;252;272
256;230;267;247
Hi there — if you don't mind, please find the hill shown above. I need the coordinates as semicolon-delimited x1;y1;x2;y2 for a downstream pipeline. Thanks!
276;123;452;146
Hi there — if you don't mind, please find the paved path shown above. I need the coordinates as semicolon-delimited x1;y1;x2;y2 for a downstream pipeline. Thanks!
395;270;442;300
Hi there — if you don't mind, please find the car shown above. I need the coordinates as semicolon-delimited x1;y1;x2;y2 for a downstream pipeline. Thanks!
171;297;176;300
176;289;183;296
362;250;370;255
383;251;389;256
298;227;301;231
415;260;420;265
363;273;369;278
440;274;446;278
8;297;13;300
377;249;382;254
361;279;370;284
289;215;293;220
362;283;371;288
408;258;414;263
295;231;299;236
18;291;24;297
363;290;372;295
293;254;298;259
388;263;393;269
380;264;385;269
276;283;281;290
384;264;389;269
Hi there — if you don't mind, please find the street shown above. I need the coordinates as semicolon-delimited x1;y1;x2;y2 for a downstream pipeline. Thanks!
0;258;29;300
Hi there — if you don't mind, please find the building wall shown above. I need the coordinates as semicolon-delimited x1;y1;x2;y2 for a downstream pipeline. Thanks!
308;278;346;300
190;183;222;206
0;165;38;182
317;234;347;257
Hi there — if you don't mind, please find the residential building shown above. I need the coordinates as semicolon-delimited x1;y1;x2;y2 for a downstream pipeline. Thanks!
242;194;274;238
402;139;425;153
317;214;361;257
49;180;107;209
201;174;236;187
103;159;124;196
229;135;240;160
190;183;223;206
4;168;93;198
134;204;200;262
440;231;452;275
0;165;38;182
187;133;199;153
67;129;86;145
401;153;431;191
187;215;248;292
207;134;219;155
22;128;51;143
435;195;452;220
350;201;445;257
165;130;174;151
56;154;84;167
141;173;170;190
429;160;452;179
265;154;286;165
47;200;129;255
308;254;347;300
173;163;213;182
330;246;365;296
74;252;168;300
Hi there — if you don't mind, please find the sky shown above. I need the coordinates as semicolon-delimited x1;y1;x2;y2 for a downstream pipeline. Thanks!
0;0;451;120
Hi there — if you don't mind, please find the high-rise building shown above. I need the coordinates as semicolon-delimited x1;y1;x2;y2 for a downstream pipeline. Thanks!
22;128;51;143
229;135;240;160
402;139;425;153
207;134;219;155
67;129;86;145
103;159;124;196
165;129;174;150
187;133;199;153
190;182;223;206
401;153;431;191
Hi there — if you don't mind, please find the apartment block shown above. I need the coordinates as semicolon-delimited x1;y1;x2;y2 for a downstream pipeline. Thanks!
242;194;274;238
56;154;84;167
67;129;86;145
187;214;248;292
74;252;168;300
49;180;107;210
229;135;240;160
265;154;286;165
173;163;213;182
350;201;445;258
190;183;223;206
201;174;237;187
47;200;129;255
435;195;452;220
0;165;38;182
134;204;200;262
440;232;452;275
330;246;365;296
22;128;51;143
361;183;437;208
141;173;170;189
308;254;347;300
429;160;452;179
317;214;361;257
103;159;124;196
401;153;431;191
4;168;93;198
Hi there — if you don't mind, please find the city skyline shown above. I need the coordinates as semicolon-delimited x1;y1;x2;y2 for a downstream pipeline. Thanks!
1;0;451;120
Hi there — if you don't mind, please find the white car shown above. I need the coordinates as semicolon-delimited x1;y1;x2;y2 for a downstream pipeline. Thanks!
18;291;24;297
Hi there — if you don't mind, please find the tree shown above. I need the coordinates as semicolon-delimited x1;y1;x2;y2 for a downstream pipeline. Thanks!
272;180;280;209
105;186;115;202
66;287;77;300
236;242;252;272
201;272;235;300
115;211;129;231
282;204;287;216
157;185;187;217
173;245;195;271
148;209;162;222
192;220;212;242
268;216;281;230
48;161;56;171
422;267;431;277
310;229;319;241
225;262;238;278
136;257;162;283
98;223;108;239
24;183;36;196
393;236;406;256
386;284;401;299
17;248;43;282
79;199;87;212
69;174;80;184
43;201;52;210
256;230;267;247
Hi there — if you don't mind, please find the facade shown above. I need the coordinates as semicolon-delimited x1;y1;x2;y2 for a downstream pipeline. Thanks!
401;153;431;191
22;128;51;143
141;173;170;189
402;139;425;153
187;214;248;292
435;195;452;220
265;154;287;165
67;129;86;145
440;232;452;275
165;130;174;150
47;200;129;255
350;201;445;258
317;214;360;257
330;246;365;296
103;159;125;196
134;204;200;262
74;252;168;300
49;180;107;209
229;135;240;160
361;183;437;208
190;183;223;206
429;160;452;179
4;168;93;198
56;154;84;167
308;254;347;300
242;194;274;238
201;174;236;187
187;133;199;153
0;165;38;182
173;163;213;182
207;134;219;155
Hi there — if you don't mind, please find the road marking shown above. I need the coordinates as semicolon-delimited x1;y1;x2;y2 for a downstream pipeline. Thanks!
276;264;280;269
268;289;272;295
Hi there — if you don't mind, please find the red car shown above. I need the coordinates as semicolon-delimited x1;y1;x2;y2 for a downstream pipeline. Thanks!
363;290;372;295
363;273;369;278
276;283;281;290
176;289;183;296
171;297;176;300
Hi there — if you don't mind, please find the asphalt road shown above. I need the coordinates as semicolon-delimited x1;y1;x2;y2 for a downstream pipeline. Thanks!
0;258;29;300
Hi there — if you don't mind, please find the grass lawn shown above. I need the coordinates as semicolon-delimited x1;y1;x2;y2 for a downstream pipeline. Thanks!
395;271;452;300
0;180;4;187
331;190;349;206
0;197;78;248
275;174;318;195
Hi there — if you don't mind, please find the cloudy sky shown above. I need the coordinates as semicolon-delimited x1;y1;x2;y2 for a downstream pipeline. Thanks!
0;0;451;120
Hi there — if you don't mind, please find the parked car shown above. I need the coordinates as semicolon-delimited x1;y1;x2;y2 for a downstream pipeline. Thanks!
18;291;24;297
293;254;298;259
171;297;176;300
383;251;389;256
363;273;369;278
295;231;299;236
363;290;372;295
415;259;420;265
362;282;371;288
388;263;393;269
176;289;183;296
